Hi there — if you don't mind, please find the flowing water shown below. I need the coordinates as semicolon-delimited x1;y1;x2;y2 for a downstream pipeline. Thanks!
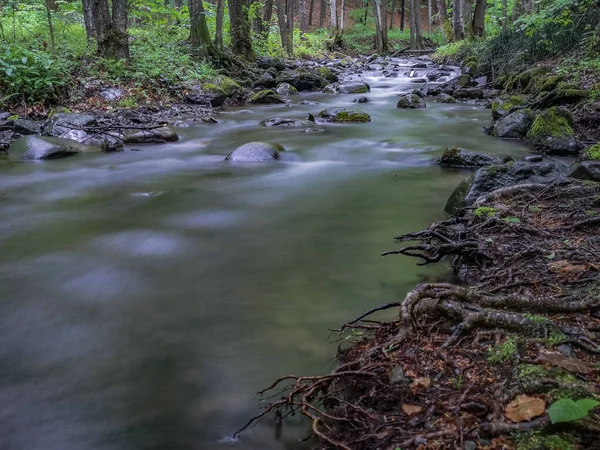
0;61;532;450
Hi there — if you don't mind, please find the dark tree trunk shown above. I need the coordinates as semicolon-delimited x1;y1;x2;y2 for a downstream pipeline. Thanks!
308;0;315;25
174;0;182;8
436;0;451;40
472;0;486;37
389;0;395;30
214;0;225;48
250;0;264;35
286;0;295;54
277;0;288;49
228;0;256;60
190;0;216;54
452;0;462;41
89;0;130;59
372;0;388;53
399;0;405;32
409;0;423;49
46;0;58;11
82;0;96;41
44;0;56;52
263;0;274;32
299;0;308;32
319;0;326;27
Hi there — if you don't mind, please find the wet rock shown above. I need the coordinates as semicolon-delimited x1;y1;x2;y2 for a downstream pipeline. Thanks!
426;71;450;82
315;66;339;83
492;109;536;139
101;139;124;153
99;87;124;101
525;107;582;155
396;93;426;109
491;95;528;120
438;147;504;168
256;56;286;71
225;142;283;162
353;96;369;103
411;89;425;98
445;162;567;214
185;76;242;107
318;107;371;123
253;72;277;89
261;117;311;127
437;93;457;103
249;89;286;104
390;366;409;384
305;128;325;133
123;127;179;144
454;74;474;87
412;62;428;69
0;112;10;121
300;100;320;105
324;82;370;94
13;119;41;135
275;82;298;97
8;135;83;161
453;87;484;100
276;69;327;91
524;155;544;163
568;162;600;182
43;113;98;141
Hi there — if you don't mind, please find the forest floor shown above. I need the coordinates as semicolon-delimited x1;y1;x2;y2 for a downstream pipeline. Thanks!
242;181;600;449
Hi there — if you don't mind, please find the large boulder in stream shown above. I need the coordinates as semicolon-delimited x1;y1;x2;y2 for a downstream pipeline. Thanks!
492;109;536;139
8;136;84;160
44;113;98;141
323;82;370;94
261;117;312;127
525;107;582;155
249;90;286;104
318;108;371;123
275;83;298;97
276;70;327;92
123;127;179;144
256;56;286;71
438;147;505;168
185;76;243;107
396;93;426;109
445;162;568;214
225;142;284;162
491;95;528;120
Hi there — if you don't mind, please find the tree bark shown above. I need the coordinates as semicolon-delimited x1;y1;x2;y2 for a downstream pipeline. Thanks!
409;0;423;49
372;0;388;53
44;0;56;53
501;0;507;30
174;0;182;8
82;0;96;41
214;0;225;48
228;0;255;61
330;0;338;31
89;0;129;59
263;0;274;32
276;0;288;49
46;0;58;11
299;0;308;32
428;0;432;36
399;0;405;32
286;0;294;54
389;0;396;30
319;0;326;27
308;0;315;25
190;0;216;54
340;0;344;30
452;0;462;41
472;0;486;37
436;0;451;41
461;0;472;37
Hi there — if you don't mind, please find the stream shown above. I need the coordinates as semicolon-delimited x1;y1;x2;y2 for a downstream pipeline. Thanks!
0;60;533;450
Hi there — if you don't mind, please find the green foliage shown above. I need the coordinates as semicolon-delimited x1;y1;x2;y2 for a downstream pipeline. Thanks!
586;144;600;161
548;398;600;424
488;337;518;364
0;43;69;103
527;107;573;141
515;431;575;450
474;206;497;218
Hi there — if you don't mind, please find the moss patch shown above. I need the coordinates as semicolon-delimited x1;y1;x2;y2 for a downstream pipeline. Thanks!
585;144;600;161
515;431;575;450
527;107;574;141
474;206;497;218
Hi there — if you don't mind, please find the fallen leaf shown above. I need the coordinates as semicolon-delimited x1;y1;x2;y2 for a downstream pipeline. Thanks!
402;404;423;416
505;395;546;422
410;377;431;390
548;260;588;274
536;350;592;374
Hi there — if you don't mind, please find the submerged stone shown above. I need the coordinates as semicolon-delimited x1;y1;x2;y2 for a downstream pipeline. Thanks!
225;142;284;162
438;147;504;168
124;127;179;144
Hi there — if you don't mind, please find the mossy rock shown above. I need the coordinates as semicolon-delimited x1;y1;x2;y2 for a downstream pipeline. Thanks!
525;106;581;155
505;66;552;93
315;67;339;83
249;89;286;104
204;76;242;96
454;74;473;87
462;61;478;75
318;107;371;123
397;93;426;109
581;144;600;161
537;75;565;93
462;56;478;66
491;95;528;120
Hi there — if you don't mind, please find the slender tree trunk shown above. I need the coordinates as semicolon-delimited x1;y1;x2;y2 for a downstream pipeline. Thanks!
399;0;405;32
82;0;96;41
44;0;56;53
371;0;388;53
299;0;308;32
89;0;129;59
461;0;472;37
308;0;315;25
428;0;432;36
340;0;344;30
214;0;225;48
229;0;255;60
263;0;274;33
319;0;326;27
46;0;58;11
436;0;451;40
190;0;216;54
277;0;288;48
501;0;507;30
330;0;338;31
286;0;294;54
452;0;462;41
389;0;395;30
472;0;486;37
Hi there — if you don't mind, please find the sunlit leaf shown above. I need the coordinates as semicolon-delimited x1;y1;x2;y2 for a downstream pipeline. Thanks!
505;395;545;422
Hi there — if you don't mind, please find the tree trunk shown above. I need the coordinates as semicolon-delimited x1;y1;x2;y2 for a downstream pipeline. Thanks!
330;0;338;31
472;0;486;37
427;0;432;36
286;0;294;54
501;0;507;30
436;0;451;41
214;0;225;48
452;0;462;41
46;0;58;11
409;0;423;49
461;0;472;37
399;0;405;32
319;0;326;27
89;0;130;59
299;0;308;32
263;0;274;32
174;0;182;8
372;0;388;53
340;0;344;30
82;0;96;41
389;0;395;30
308;0;315;25
44;0;56;53
277;0;288;49
229;0;256;60
190;0;216;54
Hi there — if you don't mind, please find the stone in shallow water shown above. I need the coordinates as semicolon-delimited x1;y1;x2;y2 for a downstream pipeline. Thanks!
8;136;83;161
261;117;311;127
396;93;426;109
225;142;284;162
318;107;371;123
123;127;178;144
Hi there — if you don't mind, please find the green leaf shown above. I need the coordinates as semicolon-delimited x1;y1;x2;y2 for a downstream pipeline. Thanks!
545;252;556;260
548;398;600;424
21;57;27;64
